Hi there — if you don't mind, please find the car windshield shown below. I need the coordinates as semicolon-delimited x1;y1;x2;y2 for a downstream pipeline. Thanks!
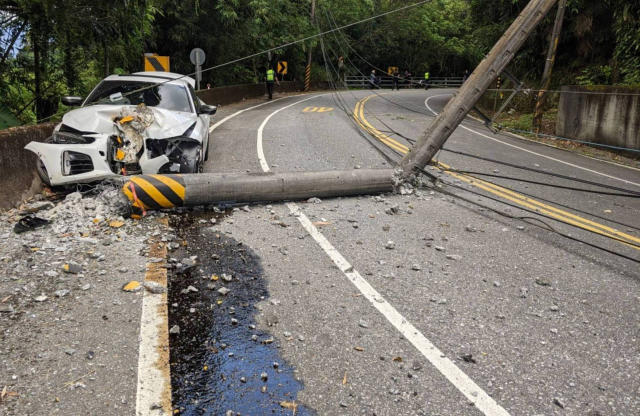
85;80;192;113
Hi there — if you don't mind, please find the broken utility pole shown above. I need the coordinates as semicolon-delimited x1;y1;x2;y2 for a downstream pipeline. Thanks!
532;0;567;134
399;0;559;179
121;169;394;211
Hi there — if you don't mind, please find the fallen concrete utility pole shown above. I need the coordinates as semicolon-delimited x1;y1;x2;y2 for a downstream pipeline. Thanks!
399;0;559;178
532;0;567;133
121;169;395;211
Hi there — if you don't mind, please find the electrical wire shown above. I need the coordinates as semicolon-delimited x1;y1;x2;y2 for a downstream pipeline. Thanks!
441;147;640;196
426;169;640;264
497;126;640;154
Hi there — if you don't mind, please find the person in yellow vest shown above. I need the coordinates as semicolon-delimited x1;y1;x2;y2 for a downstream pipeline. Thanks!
423;70;430;90
265;67;280;100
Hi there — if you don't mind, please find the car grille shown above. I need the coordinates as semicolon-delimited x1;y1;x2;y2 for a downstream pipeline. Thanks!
67;152;94;175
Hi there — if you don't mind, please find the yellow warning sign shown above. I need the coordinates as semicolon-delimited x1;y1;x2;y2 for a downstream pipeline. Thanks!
387;66;399;75
144;55;170;72
277;61;288;75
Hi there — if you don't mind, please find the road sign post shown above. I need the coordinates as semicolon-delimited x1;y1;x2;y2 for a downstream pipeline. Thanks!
190;48;206;90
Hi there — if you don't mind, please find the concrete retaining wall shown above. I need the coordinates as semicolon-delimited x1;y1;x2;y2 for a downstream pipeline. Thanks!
0;123;55;209
196;81;303;105
556;85;640;151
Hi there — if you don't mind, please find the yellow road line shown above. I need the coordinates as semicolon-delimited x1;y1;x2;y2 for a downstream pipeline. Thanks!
353;94;640;251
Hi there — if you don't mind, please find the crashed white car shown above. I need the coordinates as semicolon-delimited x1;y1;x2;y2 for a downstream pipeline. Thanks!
26;71;216;186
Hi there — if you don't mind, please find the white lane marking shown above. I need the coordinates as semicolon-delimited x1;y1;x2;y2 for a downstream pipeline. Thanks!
257;96;319;171
209;96;299;133
425;94;640;189
258;99;511;416
136;242;171;416
136;287;170;415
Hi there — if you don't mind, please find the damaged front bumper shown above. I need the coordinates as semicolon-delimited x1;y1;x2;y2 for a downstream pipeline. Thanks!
25;105;205;186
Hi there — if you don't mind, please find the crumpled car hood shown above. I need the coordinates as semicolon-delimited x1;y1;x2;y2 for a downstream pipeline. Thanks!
61;105;197;138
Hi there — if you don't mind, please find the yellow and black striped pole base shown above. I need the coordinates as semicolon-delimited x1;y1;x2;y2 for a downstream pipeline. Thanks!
304;64;311;92
122;174;186;217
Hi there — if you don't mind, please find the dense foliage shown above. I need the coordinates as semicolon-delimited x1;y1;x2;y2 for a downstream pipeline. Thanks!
1;0;638;125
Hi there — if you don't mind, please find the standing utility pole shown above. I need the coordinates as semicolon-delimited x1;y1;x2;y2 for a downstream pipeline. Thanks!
304;0;316;92
532;0;567;134
399;0;559;178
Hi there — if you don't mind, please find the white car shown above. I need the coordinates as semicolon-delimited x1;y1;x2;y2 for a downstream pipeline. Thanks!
25;72;216;186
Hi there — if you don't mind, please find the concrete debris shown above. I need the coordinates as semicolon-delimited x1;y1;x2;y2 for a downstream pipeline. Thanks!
358;319;369;328
169;325;180;335
446;254;461;260
307;197;322;204
535;277;552;287
34;295;48;302
411;264;422;271
218;287;230;296
0;304;15;313
62;262;83;274
54;289;70;298
553;397;566;409
385;240;396;250
144;281;166;294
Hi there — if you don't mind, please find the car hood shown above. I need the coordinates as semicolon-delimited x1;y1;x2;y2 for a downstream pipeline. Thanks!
61;105;197;138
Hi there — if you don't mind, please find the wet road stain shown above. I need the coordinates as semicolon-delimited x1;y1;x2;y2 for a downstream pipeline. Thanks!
168;212;314;415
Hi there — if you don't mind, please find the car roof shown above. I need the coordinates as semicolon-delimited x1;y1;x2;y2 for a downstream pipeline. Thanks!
102;72;196;88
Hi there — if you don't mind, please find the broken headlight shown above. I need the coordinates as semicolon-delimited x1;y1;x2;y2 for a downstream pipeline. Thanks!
48;131;95;145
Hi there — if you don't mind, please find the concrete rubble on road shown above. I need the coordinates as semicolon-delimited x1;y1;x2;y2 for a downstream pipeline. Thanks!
0;185;171;415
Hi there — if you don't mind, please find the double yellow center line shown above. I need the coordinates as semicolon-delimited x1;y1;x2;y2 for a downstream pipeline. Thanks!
353;94;640;251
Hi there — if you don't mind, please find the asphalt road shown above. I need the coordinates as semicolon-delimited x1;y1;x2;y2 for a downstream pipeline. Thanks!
172;89;640;415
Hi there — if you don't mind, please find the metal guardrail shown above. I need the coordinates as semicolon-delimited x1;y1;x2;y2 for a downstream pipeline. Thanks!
344;76;464;89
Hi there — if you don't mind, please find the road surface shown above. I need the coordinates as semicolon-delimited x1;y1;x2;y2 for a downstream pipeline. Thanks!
168;89;640;416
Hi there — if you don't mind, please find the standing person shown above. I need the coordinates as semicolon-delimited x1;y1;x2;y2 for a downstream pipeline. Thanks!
462;69;469;82
337;56;346;87
392;69;399;90
423;70;430;90
369;69;378;89
403;69;411;88
265;66;279;100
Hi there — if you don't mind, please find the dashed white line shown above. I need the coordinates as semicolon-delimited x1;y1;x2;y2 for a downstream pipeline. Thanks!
258;96;511;416
424;94;640;189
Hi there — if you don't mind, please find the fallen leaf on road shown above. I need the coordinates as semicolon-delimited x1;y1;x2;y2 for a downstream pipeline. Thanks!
354;346;364;352
1;295;10;303
211;274;219;281
393;356;402;362
109;220;124;228
122;281;142;292
1;385;6;401
312;221;331;227
342;372;347;385
280;401;298;413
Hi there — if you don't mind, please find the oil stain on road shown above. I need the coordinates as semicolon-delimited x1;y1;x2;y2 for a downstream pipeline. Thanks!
168;212;313;415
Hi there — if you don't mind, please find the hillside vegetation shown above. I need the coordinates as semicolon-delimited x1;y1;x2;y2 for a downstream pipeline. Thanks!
1;0;638;125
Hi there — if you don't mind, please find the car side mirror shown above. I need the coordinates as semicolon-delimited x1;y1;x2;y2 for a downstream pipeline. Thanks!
61;96;83;106
199;104;217;115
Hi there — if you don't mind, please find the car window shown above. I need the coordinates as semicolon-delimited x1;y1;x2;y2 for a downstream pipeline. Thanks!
85;81;193;113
